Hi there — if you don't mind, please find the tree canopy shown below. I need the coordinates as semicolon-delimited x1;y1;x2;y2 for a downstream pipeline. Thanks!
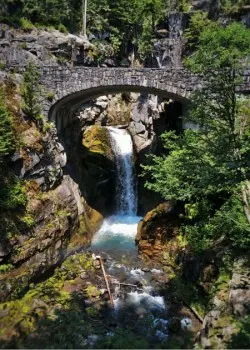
143;22;250;251
0;92;15;161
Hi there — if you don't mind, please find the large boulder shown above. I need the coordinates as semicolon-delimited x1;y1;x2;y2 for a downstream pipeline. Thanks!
135;202;182;262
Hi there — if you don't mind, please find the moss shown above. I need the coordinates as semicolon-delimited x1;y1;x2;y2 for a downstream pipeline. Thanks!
82;125;113;159
85;206;104;235
86;306;99;318
84;285;100;298
0;252;95;345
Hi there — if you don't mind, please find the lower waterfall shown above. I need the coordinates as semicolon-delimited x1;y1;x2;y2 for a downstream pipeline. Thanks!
91;126;140;251
108;127;137;215
91;127;190;346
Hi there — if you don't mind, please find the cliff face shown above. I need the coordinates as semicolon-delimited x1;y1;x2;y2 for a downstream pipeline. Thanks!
1;3;250;314
0;24;93;67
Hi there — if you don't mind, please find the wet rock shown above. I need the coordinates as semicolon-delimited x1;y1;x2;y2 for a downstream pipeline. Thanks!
93;260;101;269
80;272;88;280
168;317;181;333
80;125;116;215
101;290;110;301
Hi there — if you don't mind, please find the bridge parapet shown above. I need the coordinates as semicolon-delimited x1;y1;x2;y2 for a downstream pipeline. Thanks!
6;65;250;125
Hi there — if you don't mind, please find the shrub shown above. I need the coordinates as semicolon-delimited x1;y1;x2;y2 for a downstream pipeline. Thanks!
46;91;55;102
0;92;15;160
57;23;68;33
0;181;27;210
0;264;14;273
21;62;41;120
20;17;34;31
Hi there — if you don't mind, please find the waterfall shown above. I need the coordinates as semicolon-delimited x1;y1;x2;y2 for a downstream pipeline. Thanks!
108;127;137;216
92;126;140;252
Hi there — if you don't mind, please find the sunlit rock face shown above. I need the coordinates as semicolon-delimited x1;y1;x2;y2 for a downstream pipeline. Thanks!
80;125;116;215
136;202;183;263
0;175;83;302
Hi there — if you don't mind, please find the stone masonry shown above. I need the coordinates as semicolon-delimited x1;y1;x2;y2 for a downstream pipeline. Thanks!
39;66;250;131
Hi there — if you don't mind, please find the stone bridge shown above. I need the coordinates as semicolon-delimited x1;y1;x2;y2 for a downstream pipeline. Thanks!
38;66;250;130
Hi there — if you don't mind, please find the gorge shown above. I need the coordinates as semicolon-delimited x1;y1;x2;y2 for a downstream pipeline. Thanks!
0;1;250;348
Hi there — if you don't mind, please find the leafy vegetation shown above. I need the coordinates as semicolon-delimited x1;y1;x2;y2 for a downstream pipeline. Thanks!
0;0;194;60
229;316;250;349
0;92;15;160
143;22;250;251
185;11;211;49
220;0;249;14
21;62;42;120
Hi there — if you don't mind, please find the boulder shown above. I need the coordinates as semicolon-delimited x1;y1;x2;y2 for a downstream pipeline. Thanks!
136;202;182;262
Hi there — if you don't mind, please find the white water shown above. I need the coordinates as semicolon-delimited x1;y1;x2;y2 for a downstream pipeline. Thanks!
92;127;141;251
91;214;140;251
91;127;169;342
108;127;137;215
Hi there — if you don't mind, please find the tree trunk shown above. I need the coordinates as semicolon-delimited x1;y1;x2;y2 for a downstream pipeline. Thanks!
82;0;87;37
242;181;250;225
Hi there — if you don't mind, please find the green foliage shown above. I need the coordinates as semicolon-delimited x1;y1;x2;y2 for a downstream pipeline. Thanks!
137;17;155;59
21;0;70;28
220;0;248;14
185;11;211;49
178;0;192;12
20;214;35;228
0;264;14;273
19;17;34;31
57;23;68;33
143;22;250;251
46;90;55;102
0;181;27;210
228;316;250;349
21;62;41;120
0;93;15;160
2;0;169;61
56;55;69;65
0;60;6;69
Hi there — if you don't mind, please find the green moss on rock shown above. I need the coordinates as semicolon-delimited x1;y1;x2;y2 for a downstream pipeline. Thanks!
82;125;113;160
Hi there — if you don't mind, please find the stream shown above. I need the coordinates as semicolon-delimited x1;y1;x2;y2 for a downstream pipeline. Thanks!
90;127;191;346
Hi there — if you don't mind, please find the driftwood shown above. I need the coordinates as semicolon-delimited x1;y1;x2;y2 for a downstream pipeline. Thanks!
94;254;114;308
182;300;204;324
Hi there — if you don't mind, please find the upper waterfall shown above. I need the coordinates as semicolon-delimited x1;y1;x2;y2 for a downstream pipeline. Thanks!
108;127;137;216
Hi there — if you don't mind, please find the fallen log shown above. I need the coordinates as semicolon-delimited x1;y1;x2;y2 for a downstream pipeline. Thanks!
93;254;114;308
182;300;204;324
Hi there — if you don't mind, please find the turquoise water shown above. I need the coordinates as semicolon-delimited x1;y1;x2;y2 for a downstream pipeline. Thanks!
91;214;142;251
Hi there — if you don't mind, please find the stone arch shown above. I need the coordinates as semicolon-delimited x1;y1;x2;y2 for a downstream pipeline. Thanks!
39;67;199;131
48;84;190;132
